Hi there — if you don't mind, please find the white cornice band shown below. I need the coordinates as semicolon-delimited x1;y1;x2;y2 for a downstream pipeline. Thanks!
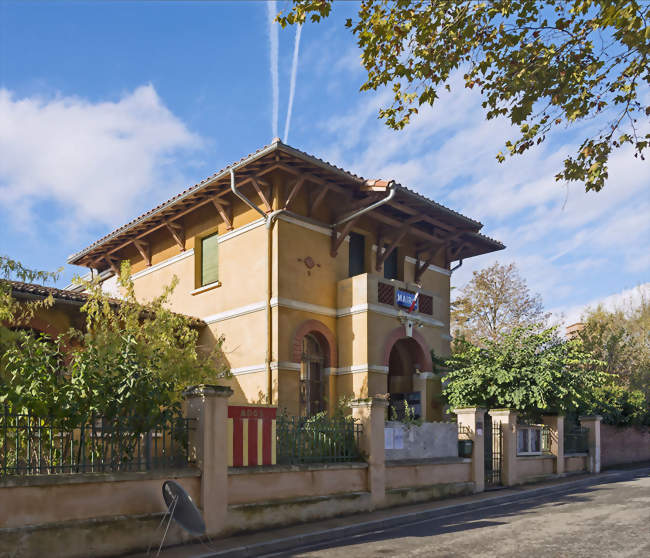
228;362;388;376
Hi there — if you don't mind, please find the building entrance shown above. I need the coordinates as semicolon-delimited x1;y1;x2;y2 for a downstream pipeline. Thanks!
387;337;423;419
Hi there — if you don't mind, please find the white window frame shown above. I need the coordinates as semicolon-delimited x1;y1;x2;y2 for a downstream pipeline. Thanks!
517;425;543;455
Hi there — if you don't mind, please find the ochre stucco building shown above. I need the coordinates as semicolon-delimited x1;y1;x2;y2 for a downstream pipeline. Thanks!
66;140;504;420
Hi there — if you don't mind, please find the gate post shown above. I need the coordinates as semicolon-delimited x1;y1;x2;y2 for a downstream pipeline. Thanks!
579;415;602;473
489;409;518;486
184;384;233;536
351;396;388;509
454;407;486;493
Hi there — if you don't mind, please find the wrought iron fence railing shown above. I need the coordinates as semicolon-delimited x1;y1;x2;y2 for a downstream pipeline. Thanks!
564;426;589;455
541;425;552;454
1;406;194;477
276;415;363;465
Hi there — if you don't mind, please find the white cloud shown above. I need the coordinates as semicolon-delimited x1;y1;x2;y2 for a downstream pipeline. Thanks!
309;75;650;314
0;85;201;229
553;283;650;326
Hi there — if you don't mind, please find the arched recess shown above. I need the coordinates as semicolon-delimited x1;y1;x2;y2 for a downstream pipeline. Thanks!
382;325;433;372
292;319;337;369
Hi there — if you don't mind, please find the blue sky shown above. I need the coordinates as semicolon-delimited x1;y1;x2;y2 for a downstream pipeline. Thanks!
1;0;648;323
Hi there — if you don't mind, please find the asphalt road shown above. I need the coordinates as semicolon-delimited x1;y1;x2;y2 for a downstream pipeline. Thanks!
266;469;650;558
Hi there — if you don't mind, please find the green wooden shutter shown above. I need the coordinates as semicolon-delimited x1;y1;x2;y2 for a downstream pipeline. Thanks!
201;233;219;286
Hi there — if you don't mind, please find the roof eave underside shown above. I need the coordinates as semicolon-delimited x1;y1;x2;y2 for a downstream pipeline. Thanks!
68;142;498;266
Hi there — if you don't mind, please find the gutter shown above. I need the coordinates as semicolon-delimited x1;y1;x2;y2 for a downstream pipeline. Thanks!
332;180;397;228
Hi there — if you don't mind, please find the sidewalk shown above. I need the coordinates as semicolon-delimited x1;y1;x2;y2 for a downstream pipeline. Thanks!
125;466;650;558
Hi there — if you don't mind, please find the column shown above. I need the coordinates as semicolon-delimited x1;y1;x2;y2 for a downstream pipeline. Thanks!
542;414;565;475
489;409;518;487
350;396;389;508
184;384;233;536
454;407;486;493
579;415;602;473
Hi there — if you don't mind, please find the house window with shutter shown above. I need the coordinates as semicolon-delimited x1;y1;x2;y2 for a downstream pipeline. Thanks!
383;248;398;280
200;232;219;286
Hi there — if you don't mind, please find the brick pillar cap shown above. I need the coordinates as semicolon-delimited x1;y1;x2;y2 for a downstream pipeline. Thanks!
350;395;389;409
453;407;486;414
183;384;233;399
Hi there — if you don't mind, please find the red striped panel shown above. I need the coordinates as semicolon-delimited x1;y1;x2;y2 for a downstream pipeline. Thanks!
248;418;258;466
262;417;272;465
232;418;243;467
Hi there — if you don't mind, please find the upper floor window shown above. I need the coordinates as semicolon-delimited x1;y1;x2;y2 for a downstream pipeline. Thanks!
383;247;398;280
348;232;365;277
201;232;219;286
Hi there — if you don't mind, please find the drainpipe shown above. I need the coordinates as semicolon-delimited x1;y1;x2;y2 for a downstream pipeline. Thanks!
332;180;397;228
230;169;283;405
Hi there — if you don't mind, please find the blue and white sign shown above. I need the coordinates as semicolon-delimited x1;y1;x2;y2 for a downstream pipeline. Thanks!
396;289;418;311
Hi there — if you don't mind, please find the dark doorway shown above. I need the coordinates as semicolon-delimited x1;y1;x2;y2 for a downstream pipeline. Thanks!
387;337;422;419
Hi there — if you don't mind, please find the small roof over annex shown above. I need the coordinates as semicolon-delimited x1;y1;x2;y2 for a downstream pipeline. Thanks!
67;139;504;272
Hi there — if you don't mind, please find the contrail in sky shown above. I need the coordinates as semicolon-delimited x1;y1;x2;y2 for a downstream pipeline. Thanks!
283;24;303;143
267;1;279;139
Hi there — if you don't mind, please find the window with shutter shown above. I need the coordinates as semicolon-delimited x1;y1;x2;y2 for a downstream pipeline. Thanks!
201;233;219;286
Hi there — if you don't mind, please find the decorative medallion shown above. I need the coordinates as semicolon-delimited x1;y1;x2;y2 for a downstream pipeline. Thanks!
297;256;321;276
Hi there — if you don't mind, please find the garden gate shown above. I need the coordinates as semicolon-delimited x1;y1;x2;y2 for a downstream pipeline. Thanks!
484;413;503;488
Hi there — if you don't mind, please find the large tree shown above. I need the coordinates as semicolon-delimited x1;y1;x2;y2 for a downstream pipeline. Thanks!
279;0;649;192
444;326;607;419
451;262;548;345
577;287;650;407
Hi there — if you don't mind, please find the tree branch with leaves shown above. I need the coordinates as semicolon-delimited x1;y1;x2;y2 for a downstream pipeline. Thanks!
279;0;649;192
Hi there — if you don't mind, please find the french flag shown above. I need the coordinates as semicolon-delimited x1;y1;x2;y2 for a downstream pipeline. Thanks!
407;291;420;313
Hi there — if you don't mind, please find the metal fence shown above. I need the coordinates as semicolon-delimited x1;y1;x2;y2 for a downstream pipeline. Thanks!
276;415;363;465
564;425;589;454
1;406;193;477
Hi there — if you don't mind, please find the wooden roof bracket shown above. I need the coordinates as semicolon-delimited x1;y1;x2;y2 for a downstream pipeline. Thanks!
330;217;359;258
211;197;233;230
252;178;273;213
133;240;151;267
164;220;185;251
284;177;305;210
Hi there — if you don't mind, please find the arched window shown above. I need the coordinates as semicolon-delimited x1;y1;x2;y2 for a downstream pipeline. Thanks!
300;334;325;416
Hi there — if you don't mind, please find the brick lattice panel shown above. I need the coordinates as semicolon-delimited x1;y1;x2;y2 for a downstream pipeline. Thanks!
377;282;395;305
419;294;433;315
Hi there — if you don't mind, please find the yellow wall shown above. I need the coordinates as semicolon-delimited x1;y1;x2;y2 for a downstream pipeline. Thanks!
98;171;453;413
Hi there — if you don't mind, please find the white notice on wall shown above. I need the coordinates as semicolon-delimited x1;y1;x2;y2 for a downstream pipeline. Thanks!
385;427;394;449
394;428;404;449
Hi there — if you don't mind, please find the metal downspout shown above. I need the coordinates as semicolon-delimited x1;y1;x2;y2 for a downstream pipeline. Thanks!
230;169;282;404
331;180;397;228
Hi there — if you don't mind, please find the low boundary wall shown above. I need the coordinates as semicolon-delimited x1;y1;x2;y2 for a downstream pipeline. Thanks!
601;424;650;468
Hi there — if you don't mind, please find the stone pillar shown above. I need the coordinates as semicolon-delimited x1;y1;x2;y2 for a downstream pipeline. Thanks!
184;384;233;536
413;372;434;421
580;415;602;473
542;415;565;475
454;407;486;493
489;409;518;487
351;396;389;509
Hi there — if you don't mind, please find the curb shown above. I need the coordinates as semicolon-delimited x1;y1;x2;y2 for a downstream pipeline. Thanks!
196;466;650;557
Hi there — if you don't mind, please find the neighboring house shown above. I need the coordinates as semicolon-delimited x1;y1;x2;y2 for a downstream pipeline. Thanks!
65;139;504;419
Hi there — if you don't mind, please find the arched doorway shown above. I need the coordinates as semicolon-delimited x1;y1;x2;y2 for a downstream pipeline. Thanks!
387;337;425;419
300;334;325;416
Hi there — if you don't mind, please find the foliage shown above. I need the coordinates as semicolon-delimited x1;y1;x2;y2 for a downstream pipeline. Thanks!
389;399;423;428
443;325;608;421
0;255;60;344
1;260;229;432
451;262;548;345
276;398;361;464
577;287;650;404
279;0;649;192
582;382;649;426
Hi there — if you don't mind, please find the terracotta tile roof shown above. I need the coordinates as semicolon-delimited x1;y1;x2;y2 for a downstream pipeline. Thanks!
5;280;206;326
68;140;502;265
